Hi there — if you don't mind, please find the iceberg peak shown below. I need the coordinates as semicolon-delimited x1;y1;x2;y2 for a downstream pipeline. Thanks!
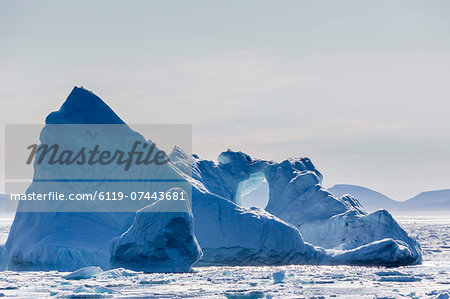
46;86;125;125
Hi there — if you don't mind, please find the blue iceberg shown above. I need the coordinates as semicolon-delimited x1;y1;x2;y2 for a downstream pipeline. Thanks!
5;87;421;272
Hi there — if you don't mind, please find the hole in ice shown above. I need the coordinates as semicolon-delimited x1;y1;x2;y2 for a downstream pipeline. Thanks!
240;178;270;210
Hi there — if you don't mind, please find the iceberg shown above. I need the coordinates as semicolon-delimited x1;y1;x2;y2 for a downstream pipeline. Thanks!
5;87;202;272
5;87;421;271
173;149;421;266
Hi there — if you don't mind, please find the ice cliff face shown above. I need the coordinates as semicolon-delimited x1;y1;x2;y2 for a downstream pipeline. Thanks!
5;87;421;271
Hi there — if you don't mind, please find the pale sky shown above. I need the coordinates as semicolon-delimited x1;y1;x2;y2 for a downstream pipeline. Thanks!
1;1;449;200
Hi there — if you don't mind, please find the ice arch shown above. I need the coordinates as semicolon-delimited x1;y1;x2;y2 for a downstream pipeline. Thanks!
216;150;325;215
183;149;421;265
215;150;353;225
238;176;269;209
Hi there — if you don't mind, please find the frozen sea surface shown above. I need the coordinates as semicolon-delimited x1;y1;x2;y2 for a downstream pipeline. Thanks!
0;217;449;298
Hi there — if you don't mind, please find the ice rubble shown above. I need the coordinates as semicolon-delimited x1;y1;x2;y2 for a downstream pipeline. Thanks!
5;87;421;271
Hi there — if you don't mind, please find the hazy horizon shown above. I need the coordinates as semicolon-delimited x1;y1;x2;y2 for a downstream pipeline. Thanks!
1;1;449;200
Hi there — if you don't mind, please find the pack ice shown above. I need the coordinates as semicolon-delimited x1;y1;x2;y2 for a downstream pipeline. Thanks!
4;87;421;272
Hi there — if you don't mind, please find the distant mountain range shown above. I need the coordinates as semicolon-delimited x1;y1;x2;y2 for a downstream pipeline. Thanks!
329;184;450;216
240;182;450;216
328;184;400;212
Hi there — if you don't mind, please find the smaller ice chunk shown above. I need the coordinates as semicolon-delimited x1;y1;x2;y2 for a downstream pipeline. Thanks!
63;266;103;280
69;285;117;297
272;270;285;284
224;290;265;299
436;292;450;299
101;268;141;278
375;270;408;276
110;200;202;272
93;287;117;294
378;276;421;282
139;278;172;285
73;286;96;293
331;238;416;266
